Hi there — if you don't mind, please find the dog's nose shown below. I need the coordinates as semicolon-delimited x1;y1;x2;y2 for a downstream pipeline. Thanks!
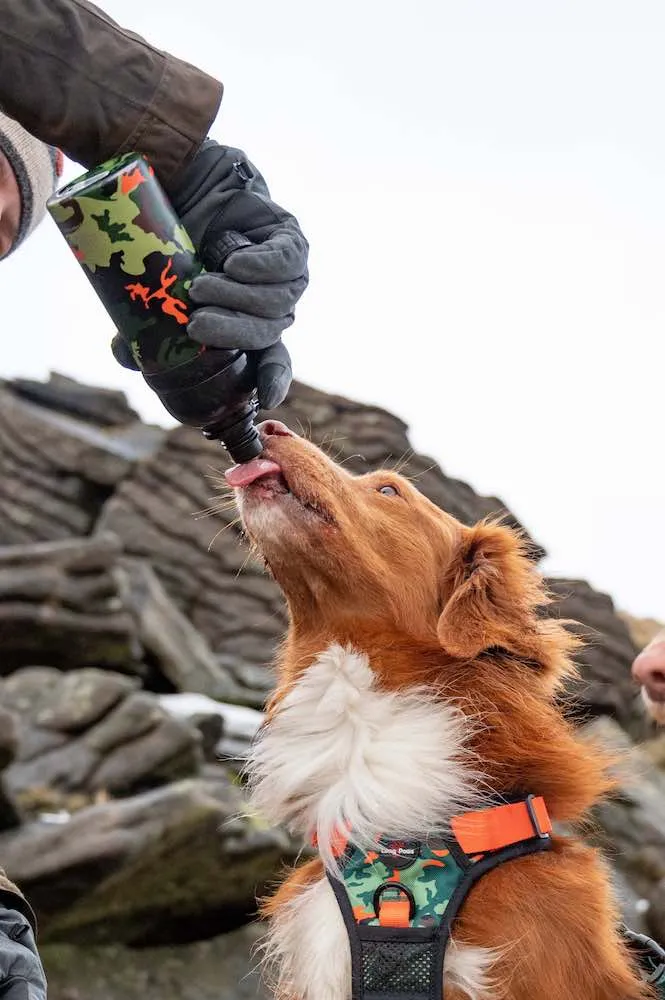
258;420;292;439
631;637;665;697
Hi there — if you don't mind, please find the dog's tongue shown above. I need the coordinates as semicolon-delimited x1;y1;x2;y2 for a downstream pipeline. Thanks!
225;458;282;488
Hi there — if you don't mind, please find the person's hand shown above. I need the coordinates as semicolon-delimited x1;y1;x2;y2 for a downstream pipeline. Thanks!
181;142;308;409
111;141;308;410
188;227;303;410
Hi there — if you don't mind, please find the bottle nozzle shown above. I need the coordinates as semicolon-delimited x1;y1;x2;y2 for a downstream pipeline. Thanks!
203;405;262;464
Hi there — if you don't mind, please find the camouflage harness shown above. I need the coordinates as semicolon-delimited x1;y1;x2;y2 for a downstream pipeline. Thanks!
324;795;553;1000
321;795;665;1000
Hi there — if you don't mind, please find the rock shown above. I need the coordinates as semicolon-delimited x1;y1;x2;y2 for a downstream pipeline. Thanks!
41;922;268;1000
3;673;202;800
649;877;665;945
0;776;295;946
0;534;141;673
620;612;665;651
15;726;69;764
9;372;140;427
546;579;648;738
7;741;100;799
0;786;21;832
97;380;538;661
609;867;653;936
582;718;665;923
188;714;225;762
83;691;166;754
215;655;276;709
0;378;164;546
90;705;202;794
118;558;236;698
0;706;20;832
1;667;69;723
0;706;18;771
159;694;263;768
35;669;139;733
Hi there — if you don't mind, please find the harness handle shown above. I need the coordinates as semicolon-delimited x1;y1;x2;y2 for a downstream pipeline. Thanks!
373;882;416;928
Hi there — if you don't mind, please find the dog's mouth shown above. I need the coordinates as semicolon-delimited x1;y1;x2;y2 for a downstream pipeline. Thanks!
225;457;336;525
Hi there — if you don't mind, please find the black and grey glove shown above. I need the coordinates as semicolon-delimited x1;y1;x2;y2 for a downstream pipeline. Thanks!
112;140;308;409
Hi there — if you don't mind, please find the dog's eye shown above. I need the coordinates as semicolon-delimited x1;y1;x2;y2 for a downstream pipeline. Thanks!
378;484;400;497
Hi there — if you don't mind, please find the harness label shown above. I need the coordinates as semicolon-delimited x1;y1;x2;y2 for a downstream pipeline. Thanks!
377;839;420;869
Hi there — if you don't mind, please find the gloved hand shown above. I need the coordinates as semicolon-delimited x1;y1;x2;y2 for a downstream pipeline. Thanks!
112;141;308;411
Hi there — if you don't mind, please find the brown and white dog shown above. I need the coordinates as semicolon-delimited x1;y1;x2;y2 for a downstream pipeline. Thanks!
227;420;650;1000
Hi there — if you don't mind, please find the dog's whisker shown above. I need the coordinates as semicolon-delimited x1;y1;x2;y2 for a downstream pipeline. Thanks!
207;517;243;551
193;499;239;516
404;461;439;482
234;546;258;579
336;452;366;467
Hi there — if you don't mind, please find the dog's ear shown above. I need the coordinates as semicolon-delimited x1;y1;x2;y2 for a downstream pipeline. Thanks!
437;521;545;660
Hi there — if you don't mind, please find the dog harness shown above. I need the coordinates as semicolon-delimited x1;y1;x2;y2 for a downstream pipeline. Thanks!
318;795;665;1000
321;794;553;1000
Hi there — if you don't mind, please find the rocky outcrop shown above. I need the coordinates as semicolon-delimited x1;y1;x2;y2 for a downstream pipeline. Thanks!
0;534;240;696
0;775;294;946
0;534;139;673
0;379;163;547
42;922;267;1000
1;668;203;804
620;612;664;652
547;579;649;740
7;373;140;427
159;693;264;773
118;557;235;698
0;707;20;832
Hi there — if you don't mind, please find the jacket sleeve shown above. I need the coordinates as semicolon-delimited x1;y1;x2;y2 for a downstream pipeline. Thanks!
0;906;46;1000
0;0;223;192
0;872;44;1000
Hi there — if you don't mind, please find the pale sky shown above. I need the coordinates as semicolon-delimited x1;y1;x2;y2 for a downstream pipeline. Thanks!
3;0;664;621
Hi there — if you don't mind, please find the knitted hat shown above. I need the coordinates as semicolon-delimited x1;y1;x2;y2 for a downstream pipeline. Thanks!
0;111;63;258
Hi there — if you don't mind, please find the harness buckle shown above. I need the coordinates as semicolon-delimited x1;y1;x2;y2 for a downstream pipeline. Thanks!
525;793;549;839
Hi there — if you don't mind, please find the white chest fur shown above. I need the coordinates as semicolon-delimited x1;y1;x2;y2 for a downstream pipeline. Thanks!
247;643;481;868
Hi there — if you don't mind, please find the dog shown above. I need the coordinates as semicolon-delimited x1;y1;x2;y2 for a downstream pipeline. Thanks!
227;419;651;1000
632;629;665;725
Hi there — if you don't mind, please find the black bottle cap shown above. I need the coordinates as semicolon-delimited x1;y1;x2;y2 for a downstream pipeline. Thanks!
224;421;263;463
203;405;263;464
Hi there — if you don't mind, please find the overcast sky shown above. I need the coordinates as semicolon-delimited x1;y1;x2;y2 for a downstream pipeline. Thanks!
3;0;664;620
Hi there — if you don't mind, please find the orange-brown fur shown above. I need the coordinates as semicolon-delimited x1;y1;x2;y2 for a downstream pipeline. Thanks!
237;426;651;1000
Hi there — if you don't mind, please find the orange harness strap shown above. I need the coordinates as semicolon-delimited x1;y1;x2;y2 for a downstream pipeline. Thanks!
310;796;552;862
378;899;412;928
451;795;552;855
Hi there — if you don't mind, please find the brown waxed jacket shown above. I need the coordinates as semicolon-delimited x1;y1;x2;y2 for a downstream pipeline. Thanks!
0;0;223;192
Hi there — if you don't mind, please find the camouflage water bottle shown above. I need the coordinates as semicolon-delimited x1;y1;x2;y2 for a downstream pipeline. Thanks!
47;153;262;462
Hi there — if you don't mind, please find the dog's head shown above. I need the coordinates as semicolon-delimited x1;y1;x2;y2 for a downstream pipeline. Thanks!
228;421;572;683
